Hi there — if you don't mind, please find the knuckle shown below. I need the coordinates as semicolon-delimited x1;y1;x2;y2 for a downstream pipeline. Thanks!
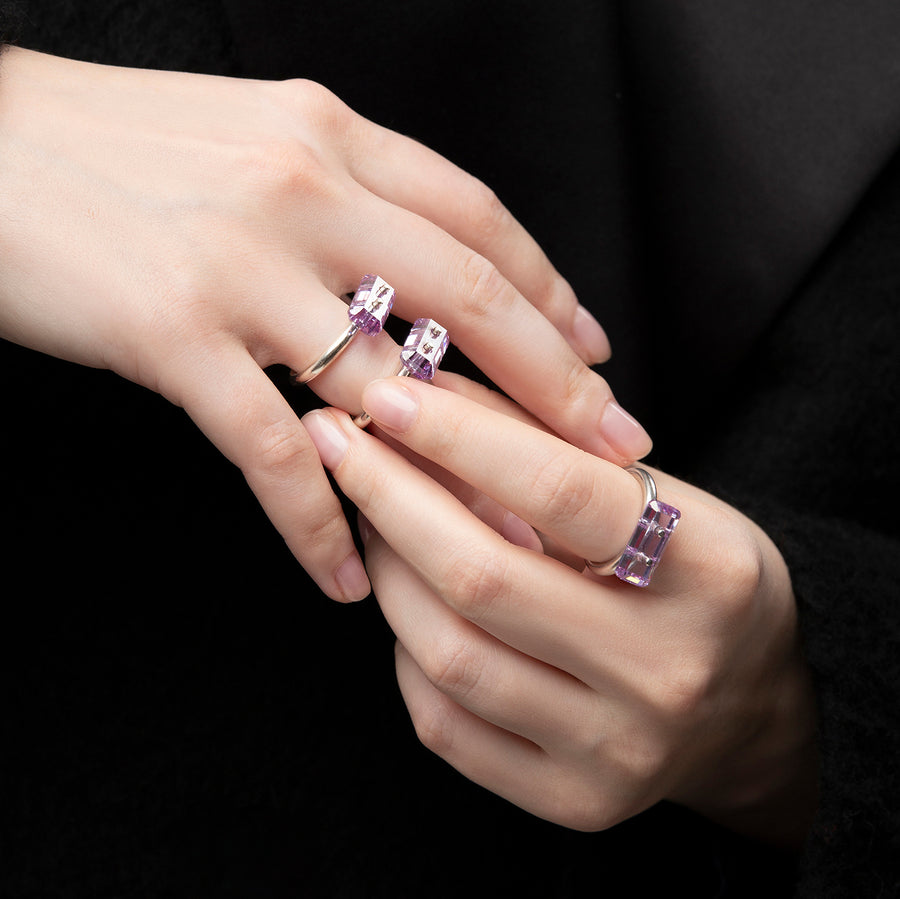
244;137;338;206
525;451;597;530
282;78;350;132
436;542;509;622
455;252;515;323
722;530;765;608
537;275;579;329
616;732;673;787
650;656;717;722
461;178;511;245
546;780;615;833
423;630;484;700
410;691;456;759
251;419;316;479
543;352;597;417
698;509;765;617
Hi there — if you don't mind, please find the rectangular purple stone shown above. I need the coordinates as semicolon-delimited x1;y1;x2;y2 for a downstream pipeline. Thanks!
348;274;394;335
400;318;449;380
615;500;680;587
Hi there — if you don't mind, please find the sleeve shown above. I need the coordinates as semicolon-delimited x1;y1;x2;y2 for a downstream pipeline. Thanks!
0;2;24;44
756;509;900;898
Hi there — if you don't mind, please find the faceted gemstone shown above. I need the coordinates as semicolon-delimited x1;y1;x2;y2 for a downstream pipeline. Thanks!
348;274;394;335
400;318;450;380
615;500;681;587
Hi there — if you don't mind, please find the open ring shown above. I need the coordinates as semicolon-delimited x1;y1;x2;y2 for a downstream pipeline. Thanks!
586;466;681;587
354;318;450;427
291;274;394;384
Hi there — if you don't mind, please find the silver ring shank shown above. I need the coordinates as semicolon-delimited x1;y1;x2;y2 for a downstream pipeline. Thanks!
292;323;360;384
586;467;657;575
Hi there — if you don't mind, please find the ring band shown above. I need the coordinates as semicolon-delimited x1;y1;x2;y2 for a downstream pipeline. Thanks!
586;466;681;587
354;317;449;427
292;274;394;384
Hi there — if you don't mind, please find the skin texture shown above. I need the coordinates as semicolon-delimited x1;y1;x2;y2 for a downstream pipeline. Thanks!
0;47;651;601
302;377;819;847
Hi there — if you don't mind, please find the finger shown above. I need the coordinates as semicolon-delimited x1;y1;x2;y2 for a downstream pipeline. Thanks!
366;428;545;554
360;376;651;567
327;187;651;465
394;640;588;826
168;343;370;602
301;406;643;685
241;268;404;414
366;525;591;750
343;121;611;365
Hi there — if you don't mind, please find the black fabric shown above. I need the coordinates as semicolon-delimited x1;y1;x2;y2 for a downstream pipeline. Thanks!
1;1;899;896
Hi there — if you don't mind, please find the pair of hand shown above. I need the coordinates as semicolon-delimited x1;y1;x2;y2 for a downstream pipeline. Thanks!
0;47;649;602
302;375;819;846
0;46;816;839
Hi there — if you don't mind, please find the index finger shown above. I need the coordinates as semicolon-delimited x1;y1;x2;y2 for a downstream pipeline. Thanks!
359;375;648;566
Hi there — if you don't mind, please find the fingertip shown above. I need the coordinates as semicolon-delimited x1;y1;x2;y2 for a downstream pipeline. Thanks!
599;401;653;463
301;408;350;470
333;551;371;602
500;510;544;553
571;305;612;364
357;510;375;547
361;377;419;432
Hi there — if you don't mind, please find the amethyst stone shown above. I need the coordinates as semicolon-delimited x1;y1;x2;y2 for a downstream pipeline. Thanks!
400;318;449;380
615;500;681;587
348;274;394;336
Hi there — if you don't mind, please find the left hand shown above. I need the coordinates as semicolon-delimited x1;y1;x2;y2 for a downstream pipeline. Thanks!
301;377;819;846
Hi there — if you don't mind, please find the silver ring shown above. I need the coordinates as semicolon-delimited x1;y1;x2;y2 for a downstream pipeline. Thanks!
292;274;394;384
586;466;681;587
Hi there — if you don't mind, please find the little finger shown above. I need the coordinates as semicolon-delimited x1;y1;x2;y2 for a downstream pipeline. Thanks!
171;343;370;601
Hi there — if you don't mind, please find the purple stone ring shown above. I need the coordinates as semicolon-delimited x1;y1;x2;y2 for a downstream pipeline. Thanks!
354;317;450;427
292;274;395;384
586;467;681;587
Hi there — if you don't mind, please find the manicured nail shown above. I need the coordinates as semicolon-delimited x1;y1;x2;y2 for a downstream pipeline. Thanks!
302;410;349;470
357;512;374;546
500;510;544;553
361;379;419;431
572;305;611;364
600;401;652;461
334;552;370;602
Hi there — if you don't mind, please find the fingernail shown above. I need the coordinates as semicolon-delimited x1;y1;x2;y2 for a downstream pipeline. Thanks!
572;305;611;364
500;510;544;553
600;401;653;461
334;552;370;602
302;410;349;470
361;379;419;431
357;512;374;546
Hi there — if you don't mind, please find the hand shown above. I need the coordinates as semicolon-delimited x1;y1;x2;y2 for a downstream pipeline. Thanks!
301;378;818;846
0;47;650;601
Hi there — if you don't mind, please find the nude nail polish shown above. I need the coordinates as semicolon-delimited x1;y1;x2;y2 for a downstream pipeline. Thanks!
302;410;349;470
334;553;370;602
572;305;612;364
600;401;652;461
361;379;419;431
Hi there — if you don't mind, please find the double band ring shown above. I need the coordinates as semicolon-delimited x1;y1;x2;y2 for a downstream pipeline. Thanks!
586;467;681;587
354;318;450;427
292;274;395;384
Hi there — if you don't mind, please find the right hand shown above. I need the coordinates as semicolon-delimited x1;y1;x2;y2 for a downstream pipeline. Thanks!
0;47;650;600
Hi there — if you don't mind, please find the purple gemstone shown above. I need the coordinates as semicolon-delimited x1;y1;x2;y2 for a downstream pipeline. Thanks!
615;500;680;587
400;318;449;380
348;274;394;336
